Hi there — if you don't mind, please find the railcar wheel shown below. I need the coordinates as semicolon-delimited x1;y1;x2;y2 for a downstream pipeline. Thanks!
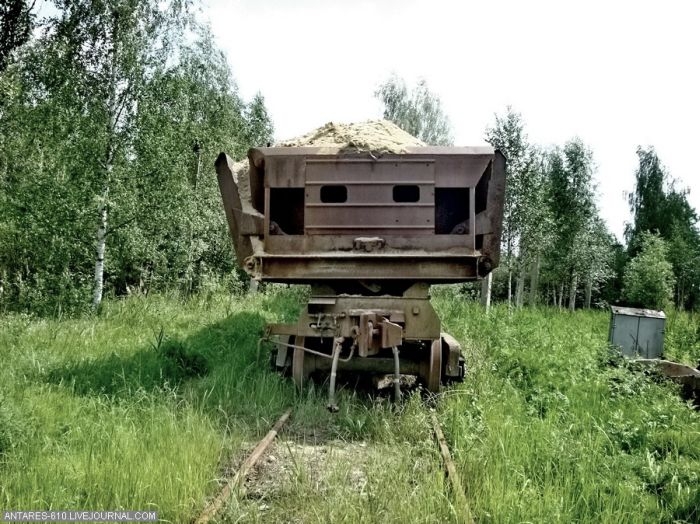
424;339;442;393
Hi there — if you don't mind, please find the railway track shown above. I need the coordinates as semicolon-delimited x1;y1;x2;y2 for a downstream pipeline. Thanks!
193;407;474;523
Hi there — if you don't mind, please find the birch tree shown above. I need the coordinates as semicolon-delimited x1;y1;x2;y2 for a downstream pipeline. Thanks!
375;75;453;146
42;0;191;310
0;0;35;73
577;215;614;308
245;92;275;147
546;139;596;310
0;3;275;314
125;26;266;295
484;108;532;306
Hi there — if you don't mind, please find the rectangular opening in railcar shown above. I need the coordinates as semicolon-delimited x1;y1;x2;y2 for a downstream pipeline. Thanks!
269;187;304;235
434;188;470;234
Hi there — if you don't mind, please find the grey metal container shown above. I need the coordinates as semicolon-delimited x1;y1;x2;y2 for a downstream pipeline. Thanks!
609;306;666;358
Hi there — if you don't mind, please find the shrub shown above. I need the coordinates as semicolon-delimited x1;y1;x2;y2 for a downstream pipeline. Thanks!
622;232;675;310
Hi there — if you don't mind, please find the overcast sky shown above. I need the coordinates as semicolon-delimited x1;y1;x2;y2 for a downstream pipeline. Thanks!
205;0;698;241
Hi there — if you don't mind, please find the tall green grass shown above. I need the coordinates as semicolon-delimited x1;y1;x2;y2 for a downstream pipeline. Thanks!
1;287;698;522
665;308;700;366
433;287;700;523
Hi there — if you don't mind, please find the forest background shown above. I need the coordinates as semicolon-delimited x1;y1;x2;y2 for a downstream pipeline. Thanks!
1;0;698;316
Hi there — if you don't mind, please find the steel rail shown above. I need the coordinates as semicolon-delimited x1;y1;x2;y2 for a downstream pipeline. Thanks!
430;412;474;524
193;409;292;524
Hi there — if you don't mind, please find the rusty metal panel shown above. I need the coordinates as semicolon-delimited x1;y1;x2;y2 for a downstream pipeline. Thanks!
305;158;435;183
469;187;476;250
433;155;492;188
304;158;435;235
267;323;298;336
265;234;479;254
254;145;493;157
262;156;305;188
294;286;441;340
403;146;494;156
305;183;434;203
257;256;478;281
483;151;505;266
305;207;434;234
219;145;506;282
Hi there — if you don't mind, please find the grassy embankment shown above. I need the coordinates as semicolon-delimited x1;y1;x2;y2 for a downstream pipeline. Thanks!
0;287;698;523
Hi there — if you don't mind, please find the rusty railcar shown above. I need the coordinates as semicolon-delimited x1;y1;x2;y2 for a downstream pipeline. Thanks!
215;143;505;405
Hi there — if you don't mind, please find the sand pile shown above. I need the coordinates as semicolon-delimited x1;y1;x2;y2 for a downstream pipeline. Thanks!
277;120;425;154
230;120;423;192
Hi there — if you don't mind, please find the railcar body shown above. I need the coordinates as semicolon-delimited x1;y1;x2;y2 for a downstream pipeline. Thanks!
215;144;505;405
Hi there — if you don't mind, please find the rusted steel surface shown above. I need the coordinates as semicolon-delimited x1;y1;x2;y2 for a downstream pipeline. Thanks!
250;256;483;282
634;359;700;379
216;146;505;283
633;359;700;406
289;284;440;341
214;153;261;262
217;144;504;392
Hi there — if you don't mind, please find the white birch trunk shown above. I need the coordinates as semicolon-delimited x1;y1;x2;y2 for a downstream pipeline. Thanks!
584;276;593;309
558;282;564;309
507;269;512;307
528;254;540;306
568;273;577;311
92;195;108;310
187;148;202;293
506;236;513;306
92;16;118;311
515;266;526;308
481;272;492;311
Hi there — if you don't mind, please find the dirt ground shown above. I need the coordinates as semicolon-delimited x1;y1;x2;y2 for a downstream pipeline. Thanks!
243;439;375;503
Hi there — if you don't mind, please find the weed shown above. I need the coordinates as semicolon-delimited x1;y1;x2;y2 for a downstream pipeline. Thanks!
1;291;699;523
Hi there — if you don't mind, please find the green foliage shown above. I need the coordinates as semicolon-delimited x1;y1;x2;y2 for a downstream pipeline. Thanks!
623;232;675;310
626;147;700;309
435;297;700;523
547;139;595;266
483;111;614;309
484;109;531;259
0;2;274;315
665;310;700;366
375;74;453;145
0;0;34;72
626;147;670;247
539;139;613;309
1;290;699;522
0;389;27;459
600;240;629;305
485;109;555;305
244;92;275;147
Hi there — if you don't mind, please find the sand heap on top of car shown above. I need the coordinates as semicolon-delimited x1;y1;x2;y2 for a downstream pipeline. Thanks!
231;120;424;197
277;119;425;154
